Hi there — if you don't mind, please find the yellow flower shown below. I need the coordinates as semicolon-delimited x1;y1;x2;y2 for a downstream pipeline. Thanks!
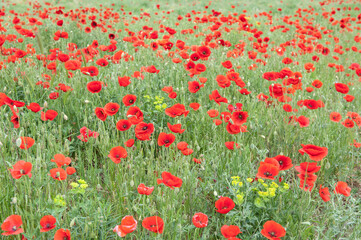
78;179;86;184
238;181;243;187
246;178;253;183
271;182;279;188
262;183;268;187
258;179;264;183
70;182;79;188
258;191;269;197
236;193;244;205
268;188;276;197
80;184;88;189
283;183;290;190
162;103;167;109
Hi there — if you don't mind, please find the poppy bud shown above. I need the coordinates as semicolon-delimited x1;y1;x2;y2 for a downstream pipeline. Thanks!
44;101;48;108
70;218;76;227
63;113;68;120
16;138;22;148
85;100;90;103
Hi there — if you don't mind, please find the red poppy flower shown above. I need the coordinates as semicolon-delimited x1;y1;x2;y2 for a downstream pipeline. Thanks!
216;75;231;88
257;162;279;180
269;83;284;98
87;81;103;93
1;215;23;236
299;144;328;161
334;181;351;197
282;104;292;112
81;66;99;76
177;142;188;151
295;162;321;174
229;123;248;134
168;91;177;99
118;76;131;87
49;168;67;181
64;60;81;71
122;94;137;106
108;146;127;164
344;94;354;102
189;102;200;110
27;102;43;112
157;132;176;147
116;119;132;131
157;171;182;189
137;183;154;195
125;139;135;147
165;104;189;118
298;173;317;191
19;137;35;149
215;196;235;214
49;92;60;100
312;80;323;88
221;225;241;238
334;83;349;94
113;215;137;237
9;160;32;179
297;115;310;128
330;112;342;122
188;81;203;93
41;110;58;121
167;122;185;134
162;86;173;94
231;111;248;126
260;220;286;240
319;185;330;202
273;155;293;171
127;106;144;124
104;102;120;116
190;53;200;61
207;109;219;118
209;90;228;105
96;58;109;67
181;148;194;156
95;107;107;121
134;122;154;141
302;99;319;110
51;154;71;167
197;45;211;58
192;212;208;228
222;60;233;69
66;167;76;175
225;141;240;150
142;216;164;234
54;229;71;240
40;215;56;232
342;119;354;128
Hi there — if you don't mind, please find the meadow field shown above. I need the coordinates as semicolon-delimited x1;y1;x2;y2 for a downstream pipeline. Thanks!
1;0;361;239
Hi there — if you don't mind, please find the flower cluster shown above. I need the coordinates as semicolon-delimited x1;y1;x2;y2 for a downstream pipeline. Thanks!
70;179;88;194
144;95;167;111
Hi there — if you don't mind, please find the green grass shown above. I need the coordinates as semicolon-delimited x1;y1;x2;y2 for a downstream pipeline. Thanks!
1;0;361;239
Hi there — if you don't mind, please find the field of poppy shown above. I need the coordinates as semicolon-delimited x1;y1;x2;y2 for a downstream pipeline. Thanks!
1;0;361;239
